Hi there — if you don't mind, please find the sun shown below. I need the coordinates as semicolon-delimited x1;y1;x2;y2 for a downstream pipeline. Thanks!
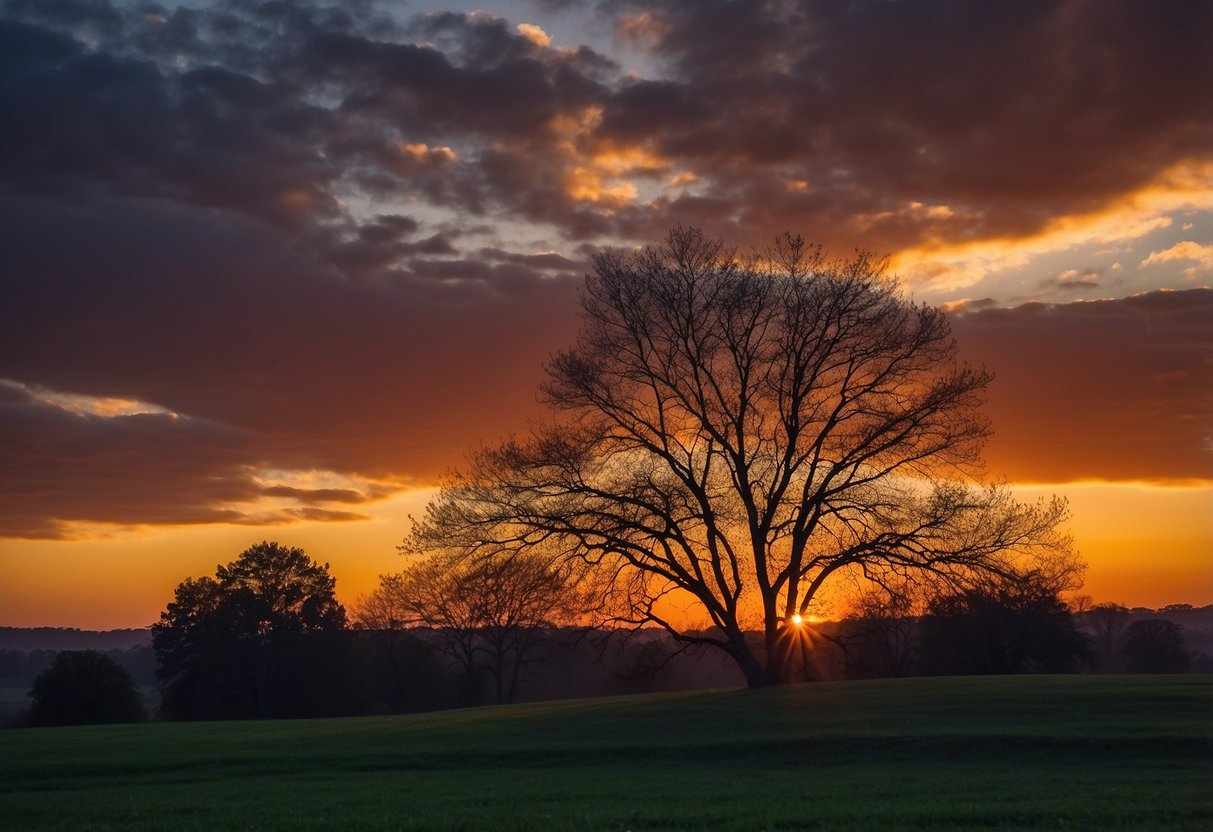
791;614;803;626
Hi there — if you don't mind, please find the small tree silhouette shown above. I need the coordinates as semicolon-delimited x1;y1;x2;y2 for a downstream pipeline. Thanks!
1122;619;1190;674
1084;603;1131;672
918;572;1091;675
364;550;579;705
28;650;145;726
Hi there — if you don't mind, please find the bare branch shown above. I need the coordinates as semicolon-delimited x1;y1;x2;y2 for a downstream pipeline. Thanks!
407;228;1080;687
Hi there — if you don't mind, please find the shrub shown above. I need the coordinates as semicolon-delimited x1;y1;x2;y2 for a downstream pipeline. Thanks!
28;650;146;726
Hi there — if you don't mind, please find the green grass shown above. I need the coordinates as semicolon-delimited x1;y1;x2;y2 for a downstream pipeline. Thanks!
2;675;1210;831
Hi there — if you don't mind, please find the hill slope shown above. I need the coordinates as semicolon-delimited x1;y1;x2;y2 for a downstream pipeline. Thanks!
3;675;1211;831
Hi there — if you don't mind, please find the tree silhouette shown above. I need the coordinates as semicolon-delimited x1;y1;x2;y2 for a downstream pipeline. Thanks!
153;541;348;719
1122;619;1190;674
1084;602;1131;672
28;650;145;726
363;550;578;704
352;586;453;712
410;228;1079;686
835;587;920;679
917;572;1091;675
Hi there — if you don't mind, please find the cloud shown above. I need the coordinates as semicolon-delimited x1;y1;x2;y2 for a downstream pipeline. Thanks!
593;0;1213;250
950;288;1213;483
0;381;255;537
0;193;581;537
4;0;1205;260
940;297;999;314
0;376;407;538
1;0;1210;537
1141;240;1213;277
1048;267;1102;291
515;22;551;48
891;160;1211;293
256;485;395;505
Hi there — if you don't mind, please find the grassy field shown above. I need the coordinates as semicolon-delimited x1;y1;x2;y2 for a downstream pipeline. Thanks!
2;675;1210;831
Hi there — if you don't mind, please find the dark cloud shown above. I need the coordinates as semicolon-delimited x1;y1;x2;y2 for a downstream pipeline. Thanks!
300;21;607;139
258;485;394;504
0;383;257;537
358;214;420;244
283;507;370;523
951;288;1213;483
526;0;590;10
0;16;342;229
5;0;1204;255
2;0;123;39
1042;267;1104;292
0;193;580;537
479;248;586;271
598;0;1213;248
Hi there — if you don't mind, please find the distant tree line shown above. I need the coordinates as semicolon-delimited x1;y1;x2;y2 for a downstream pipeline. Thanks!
6;541;1209;728
0;644;155;689
0;627;151;652
825;585;1205;680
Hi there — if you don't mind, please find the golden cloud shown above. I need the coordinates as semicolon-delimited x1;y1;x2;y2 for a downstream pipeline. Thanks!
516;22;551;48
893;159;1213;292
1141;240;1213;278
551;107;670;206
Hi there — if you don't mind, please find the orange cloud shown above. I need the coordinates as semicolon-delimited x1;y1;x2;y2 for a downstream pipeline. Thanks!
549;107;671;206
895;160;1213;292
515;23;551;48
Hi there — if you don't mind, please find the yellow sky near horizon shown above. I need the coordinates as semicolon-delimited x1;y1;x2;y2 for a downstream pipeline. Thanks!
1;481;1209;630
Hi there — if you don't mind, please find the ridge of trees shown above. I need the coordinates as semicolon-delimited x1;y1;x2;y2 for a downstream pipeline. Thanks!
5;568;1208;728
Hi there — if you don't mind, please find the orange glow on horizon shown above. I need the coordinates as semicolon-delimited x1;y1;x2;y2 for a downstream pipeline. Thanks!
0;489;437;630
1012;480;1213;609
0;481;1208;630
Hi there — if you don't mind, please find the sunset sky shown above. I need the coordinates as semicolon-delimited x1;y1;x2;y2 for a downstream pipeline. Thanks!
1;0;1210;629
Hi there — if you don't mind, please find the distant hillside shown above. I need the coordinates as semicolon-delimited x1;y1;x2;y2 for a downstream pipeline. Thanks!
0;628;151;652
1135;604;1213;632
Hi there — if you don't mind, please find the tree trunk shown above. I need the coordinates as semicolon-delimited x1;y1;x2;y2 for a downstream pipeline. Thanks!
726;627;779;687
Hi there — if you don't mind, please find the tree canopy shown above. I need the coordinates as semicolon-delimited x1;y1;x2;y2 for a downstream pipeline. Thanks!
28;649;145;726
409;228;1079;687
917;572;1092;675
152;541;348;719
1122;619;1190;674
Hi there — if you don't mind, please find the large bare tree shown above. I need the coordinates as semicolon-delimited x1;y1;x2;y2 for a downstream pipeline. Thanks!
410;228;1078;687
